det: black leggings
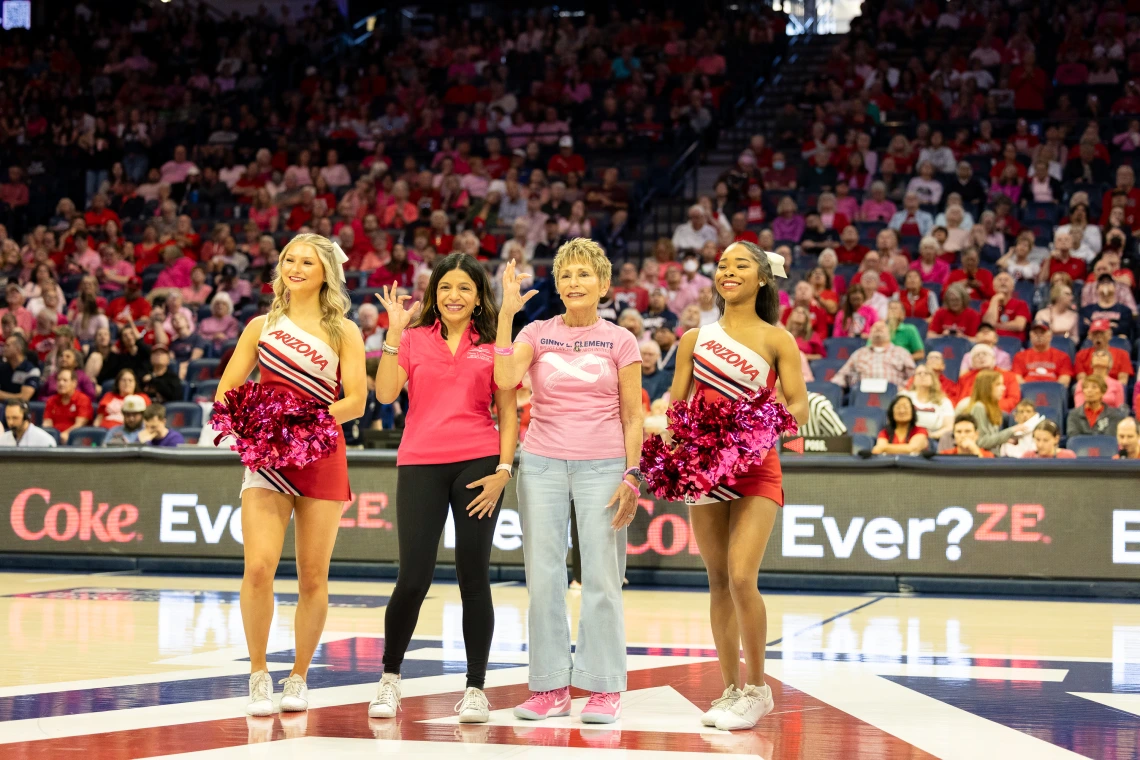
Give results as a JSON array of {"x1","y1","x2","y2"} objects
[{"x1": 383, "y1": 455, "x2": 502, "y2": 689}]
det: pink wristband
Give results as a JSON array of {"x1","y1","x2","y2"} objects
[
  {"x1": 622, "y1": 479, "x2": 639, "y2": 493},
  {"x1": 494, "y1": 345, "x2": 514, "y2": 356}
]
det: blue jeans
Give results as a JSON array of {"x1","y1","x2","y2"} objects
[{"x1": 517, "y1": 451, "x2": 628, "y2": 693}]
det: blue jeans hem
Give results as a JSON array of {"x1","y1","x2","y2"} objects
[
  {"x1": 528, "y1": 668, "x2": 573, "y2": 691},
  {"x1": 571, "y1": 670, "x2": 627, "y2": 693}
]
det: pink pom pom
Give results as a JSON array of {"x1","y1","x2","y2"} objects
[
  {"x1": 640, "y1": 387, "x2": 798, "y2": 502},
  {"x1": 211, "y1": 384, "x2": 339, "y2": 471}
]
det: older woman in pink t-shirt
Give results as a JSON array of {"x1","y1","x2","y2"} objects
[{"x1": 494, "y1": 239, "x2": 644, "y2": 724}]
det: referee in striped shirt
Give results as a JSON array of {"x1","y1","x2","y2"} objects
[{"x1": 802, "y1": 391, "x2": 847, "y2": 437}]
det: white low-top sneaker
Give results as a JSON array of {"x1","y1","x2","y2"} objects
[
  {"x1": 455, "y1": 687, "x2": 490, "y2": 723},
  {"x1": 701, "y1": 684, "x2": 743, "y2": 727},
  {"x1": 279, "y1": 674, "x2": 308, "y2": 712},
  {"x1": 368, "y1": 673, "x2": 401, "y2": 718},
  {"x1": 246, "y1": 670, "x2": 273, "y2": 717},
  {"x1": 715, "y1": 683, "x2": 774, "y2": 731}
]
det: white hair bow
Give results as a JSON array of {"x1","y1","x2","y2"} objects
[
  {"x1": 764, "y1": 250, "x2": 787, "y2": 279},
  {"x1": 331, "y1": 241, "x2": 349, "y2": 283}
]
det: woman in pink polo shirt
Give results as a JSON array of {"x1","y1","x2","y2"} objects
[
  {"x1": 495, "y1": 238, "x2": 644, "y2": 725},
  {"x1": 368, "y1": 253, "x2": 519, "y2": 725}
]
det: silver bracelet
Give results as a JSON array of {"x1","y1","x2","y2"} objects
[{"x1": 382, "y1": 342, "x2": 399, "y2": 356}]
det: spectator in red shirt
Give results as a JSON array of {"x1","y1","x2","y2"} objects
[
  {"x1": 835, "y1": 225, "x2": 870, "y2": 264},
  {"x1": 782, "y1": 281, "x2": 830, "y2": 339},
  {"x1": 785, "y1": 306, "x2": 824, "y2": 360},
  {"x1": 0, "y1": 166, "x2": 29, "y2": 210},
  {"x1": 1100, "y1": 164, "x2": 1140, "y2": 232},
  {"x1": 872, "y1": 395, "x2": 930, "y2": 456},
  {"x1": 762, "y1": 151, "x2": 798, "y2": 190},
  {"x1": 547, "y1": 136, "x2": 586, "y2": 178},
  {"x1": 1038, "y1": 229, "x2": 1087, "y2": 284},
  {"x1": 929, "y1": 282, "x2": 981, "y2": 338},
  {"x1": 1075, "y1": 319, "x2": 1134, "y2": 384},
  {"x1": 1009, "y1": 50, "x2": 1049, "y2": 113},
  {"x1": 612, "y1": 261, "x2": 649, "y2": 313},
  {"x1": 941, "y1": 415, "x2": 995, "y2": 457},
  {"x1": 897, "y1": 270, "x2": 937, "y2": 319},
  {"x1": 730, "y1": 212, "x2": 759, "y2": 244},
  {"x1": 83, "y1": 193, "x2": 121, "y2": 229},
  {"x1": 43, "y1": 368, "x2": 92, "y2": 444},
  {"x1": 1013, "y1": 319, "x2": 1074, "y2": 388},
  {"x1": 107, "y1": 278, "x2": 151, "y2": 327},
  {"x1": 957, "y1": 344, "x2": 1022, "y2": 414},
  {"x1": 850, "y1": 251, "x2": 899, "y2": 299},
  {"x1": 944, "y1": 247, "x2": 994, "y2": 300},
  {"x1": 983, "y1": 272, "x2": 1031, "y2": 340}
]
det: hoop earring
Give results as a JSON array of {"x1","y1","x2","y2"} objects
[{"x1": 474, "y1": 304, "x2": 482, "y2": 316}]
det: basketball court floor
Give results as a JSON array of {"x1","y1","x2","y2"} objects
[{"x1": 0, "y1": 571, "x2": 1138, "y2": 759}]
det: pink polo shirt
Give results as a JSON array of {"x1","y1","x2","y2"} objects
[
  {"x1": 516, "y1": 316, "x2": 641, "y2": 460},
  {"x1": 397, "y1": 322, "x2": 502, "y2": 465}
]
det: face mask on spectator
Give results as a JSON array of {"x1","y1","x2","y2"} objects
[
  {"x1": 772, "y1": 161, "x2": 785, "y2": 170},
  {"x1": 683, "y1": 260, "x2": 698, "y2": 273}
]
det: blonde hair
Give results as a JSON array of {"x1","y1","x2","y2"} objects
[
  {"x1": 913, "y1": 364, "x2": 945, "y2": 404},
  {"x1": 552, "y1": 238, "x2": 612, "y2": 284},
  {"x1": 267, "y1": 233, "x2": 351, "y2": 351}
]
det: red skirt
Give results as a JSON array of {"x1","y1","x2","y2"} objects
[
  {"x1": 241, "y1": 434, "x2": 350, "y2": 501},
  {"x1": 685, "y1": 451, "x2": 783, "y2": 506}
]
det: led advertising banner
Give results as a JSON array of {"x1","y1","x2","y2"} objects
[{"x1": 0, "y1": 452, "x2": 1138, "y2": 580}]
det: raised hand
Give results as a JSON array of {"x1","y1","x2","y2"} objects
[
  {"x1": 375, "y1": 281, "x2": 421, "y2": 337},
  {"x1": 500, "y1": 260, "x2": 537, "y2": 318}
]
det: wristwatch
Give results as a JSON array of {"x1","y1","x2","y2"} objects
[{"x1": 624, "y1": 467, "x2": 644, "y2": 484}]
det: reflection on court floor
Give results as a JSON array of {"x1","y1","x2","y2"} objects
[{"x1": 0, "y1": 573, "x2": 1138, "y2": 758}]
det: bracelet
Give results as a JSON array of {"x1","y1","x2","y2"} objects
[
  {"x1": 494, "y1": 345, "x2": 515, "y2": 356},
  {"x1": 381, "y1": 342, "x2": 399, "y2": 355},
  {"x1": 621, "y1": 479, "x2": 639, "y2": 494},
  {"x1": 496, "y1": 463, "x2": 513, "y2": 478}
]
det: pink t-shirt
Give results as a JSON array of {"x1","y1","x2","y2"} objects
[
  {"x1": 397, "y1": 322, "x2": 502, "y2": 465},
  {"x1": 517, "y1": 316, "x2": 641, "y2": 460}
]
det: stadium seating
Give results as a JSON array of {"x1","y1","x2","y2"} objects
[
  {"x1": 839, "y1": 407, "x2": 887, "y2": 437},
  {"x1": 824, "y1": 337, "x2": 865, "y2": 361},
  {"x1": 67, "y1": 428, "x2": 108, "y2": 447},
  {"x1": 806, "y1": 382, "x2": 843, "y2": 409},
  {"x1": 850, "y1": 384, "x2": 898, "y2": 409},
  {"x1": 164, "y1": 403, "x2": 203, "y2": 430},
  {"x1": 1020, "y1": 383, "x2": 1068, "y2": 414},
  {"x1": 1067, "y1": 436, "x2": 1119, "y2": 458},
  {"x1": 809, "y1": 359, "x2": 847, "y2": 383}
]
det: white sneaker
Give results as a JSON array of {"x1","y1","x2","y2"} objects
[
  {"x1": 701, "y1": 684, "x2": 742, "y2": 727},
  {"x1": 246, "y1": 670, "x2": 273, "y2": 717},
  {"x1": 368, "y1": 673, "x2": 401, "y2": 718},
  {"x1": 455, "y1": 687, "x2": 490, "y2": 723},
  {"x1": 715, "y1": 683, "x2": 773, "y2": 730},
  {"x1": 279, "y1": 674, "x2": 308, "y2": 712}
]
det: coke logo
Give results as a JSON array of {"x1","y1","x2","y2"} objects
[
  {"x1": 627, "y1": 499, "x2": 700, "y2": 557},
  {"x1": 11, "y1": 488, "x2": 139, "y2": 543}
]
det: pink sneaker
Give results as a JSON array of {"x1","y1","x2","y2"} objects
[
  {"x1": 513, "y1": 688, "x2": 571, "y2": 720},
  {"x1": 580, "y1": 692, "x2": 621, "y2": 724}
]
